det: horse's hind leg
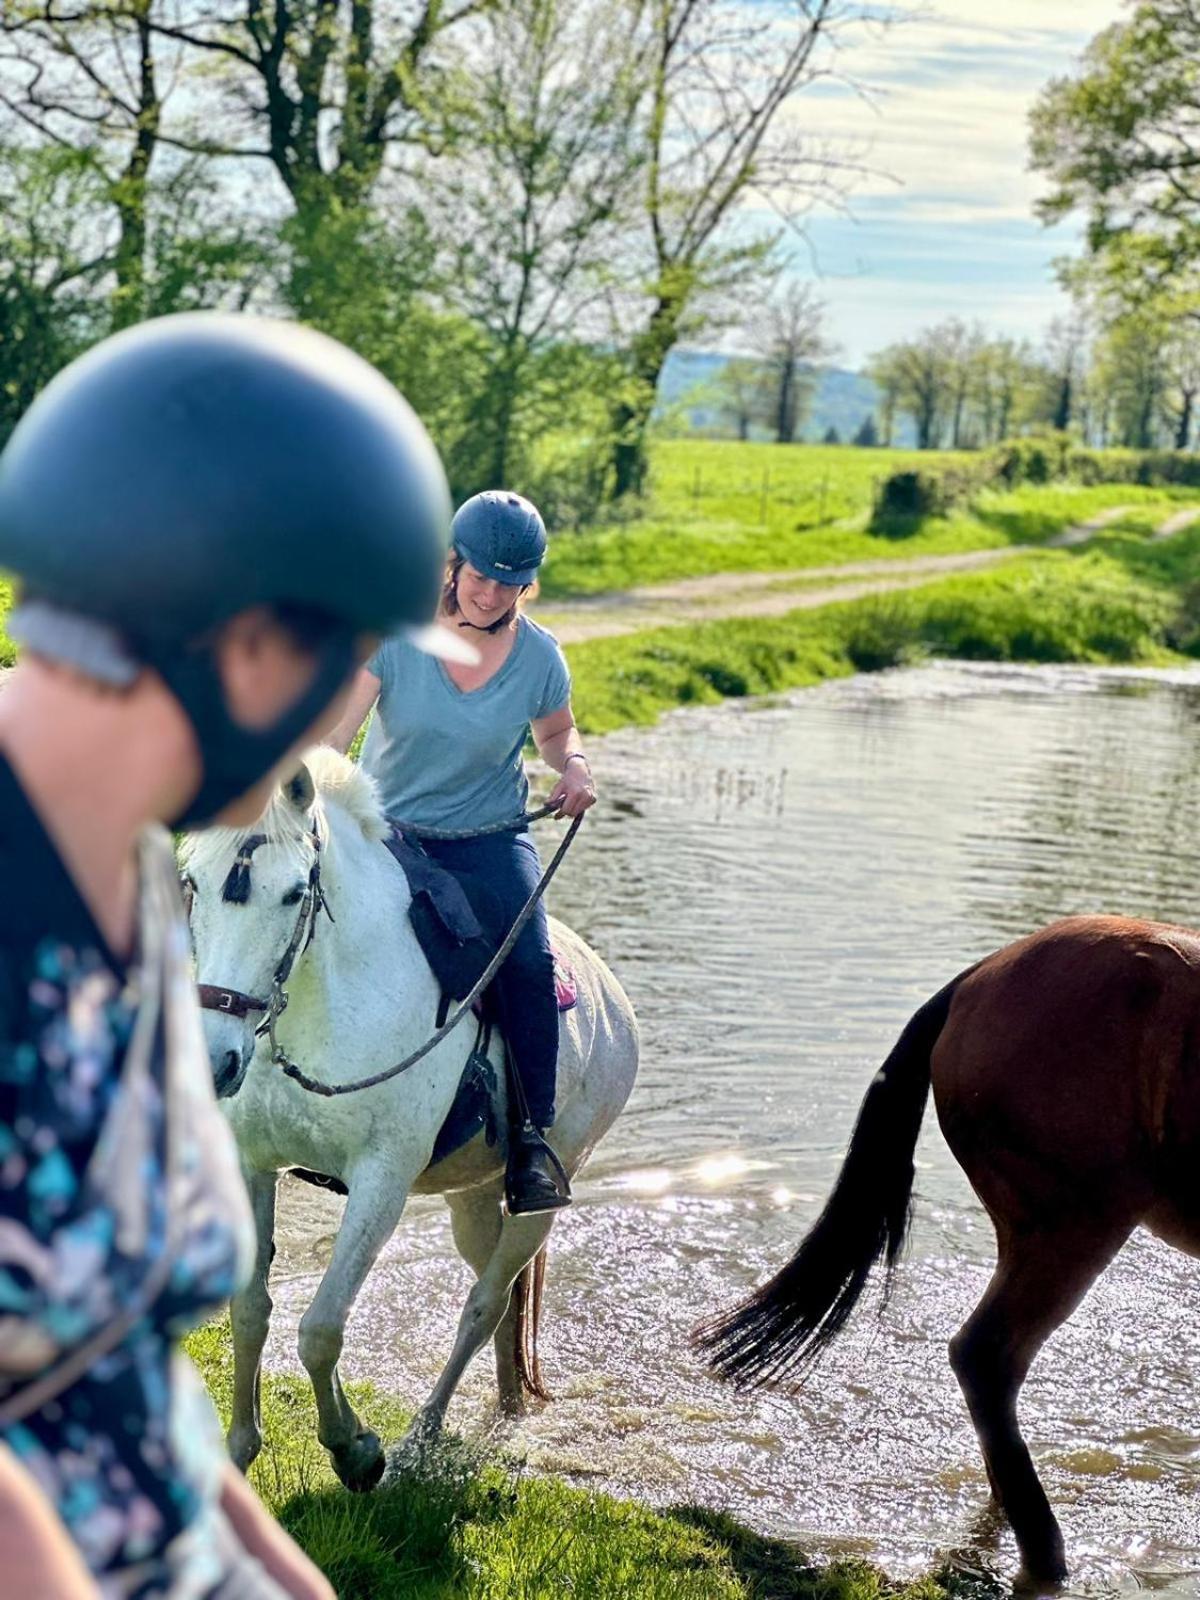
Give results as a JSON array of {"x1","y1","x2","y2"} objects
[
  {"x1": 402, "y1": 1203, "x2": 555, "y2": 1445},
  {"x1": 949, "y1": 1215, "x2": 1131, "y2": 1585},
  {"x1": 228, "y1": 1169, "x2": 278, "y2": 1473},
  {"x1": 445, "y1": 1182, "x2": 526, "y2": 1415}
]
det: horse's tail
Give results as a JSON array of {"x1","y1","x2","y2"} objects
[
  {"x1": 512, "y1": 1246, "x2": 551, "y2": 1401},
  {"x1": 695, "y1": 971, "x2": 967, "y2": 1388}
]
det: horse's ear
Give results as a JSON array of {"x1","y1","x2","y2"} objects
[{"x1": 284, "y1": 763, "x2": 316, "y2": 813}]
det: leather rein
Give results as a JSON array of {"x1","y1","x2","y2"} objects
[{"x1": 190, "y1": 805, "x2": 583, "y2": 1099}]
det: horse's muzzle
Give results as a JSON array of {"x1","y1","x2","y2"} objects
[{"x1": 213, "y1": 1047, "x2": 246, "y2": 1099}]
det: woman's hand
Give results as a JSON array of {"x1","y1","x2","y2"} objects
[
  {"x1": 550, "y1": 756, "x2": 596, "y2": 819},
  {"x1": 219, "y1": 1464, "x2": 335, "y2": 1600}
]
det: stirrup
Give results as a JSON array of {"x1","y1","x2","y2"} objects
[{"x1": 504, "y1": 1124, "x2": 572, "y2": 1216}]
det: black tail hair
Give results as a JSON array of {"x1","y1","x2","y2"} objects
[{"x1": 695, "y1": 972, "x2": 966, "y2": 1388}]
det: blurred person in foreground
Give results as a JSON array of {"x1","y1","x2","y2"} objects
[{"x1": 0, "y1": 314, "x2": 471, "y2": 1597}]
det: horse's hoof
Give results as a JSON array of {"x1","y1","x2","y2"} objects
[
  {"x1": 1013, "y1": 1550, "x2": 1068, "y2": 1593},
  {"x1": 226, "y1": 1427, "x2": 262, "y2": 1475},
  {"x1": 330, "y1": 1429, "x2": 385, "y2": 1493}
]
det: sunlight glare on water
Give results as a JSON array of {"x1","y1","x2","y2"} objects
[{"x1": 265, "y1": 660, "x2": 1200, "y2": 1597}]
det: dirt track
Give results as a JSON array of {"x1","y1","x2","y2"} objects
[{"x1": 535, "y1": 504, "x2": 1200, "y2": 646}]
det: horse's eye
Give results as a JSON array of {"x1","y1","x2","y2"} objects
[
  {"x1": 281, "y1": 885, "x2": 305, "y2": 906},
  {"x1": 181, "y1": 876, "x2": 196, "y2": 917}
]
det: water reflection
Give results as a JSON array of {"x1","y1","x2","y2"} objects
[{"x1": 266, "y1": 660, "x2": 1200, "y2": 1597}]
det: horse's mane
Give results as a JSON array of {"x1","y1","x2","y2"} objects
[{"x1": 180, "y1": 746, "x2": 387, "y2": 877}]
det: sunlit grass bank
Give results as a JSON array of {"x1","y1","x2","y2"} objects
[
  {"x1": 539, "y1": 439, "x2": 1198, "y2": 596},
  {"x1": 188, "y1": 1322, "x2": 999, "y2": 1600},
  {"x1": 565, "y1": 531, "x2": 1200, "y2": 733}
]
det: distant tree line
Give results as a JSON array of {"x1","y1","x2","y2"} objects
[{"x1": 0, "y1": 0, "x2": 894, "y2": 517}]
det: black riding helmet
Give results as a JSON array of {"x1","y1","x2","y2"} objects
[{"x1": 0, "y1": 313, "x2": 457, "y2": 826}]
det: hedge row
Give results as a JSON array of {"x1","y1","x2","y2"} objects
[{"x1": 873, "y1": 434, "x2": 1200, "y2": 529}]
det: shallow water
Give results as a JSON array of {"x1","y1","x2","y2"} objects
[{"x1": 266, "y1": 660, "x2": 1200, "y2": 1594}]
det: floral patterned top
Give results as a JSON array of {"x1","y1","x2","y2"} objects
[{"x1": 0, "y1": 758, "x2": 260, "y2": 1597}]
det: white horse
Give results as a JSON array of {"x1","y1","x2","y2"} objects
[{"x1": 182, "y1": 748, "x2": 638, "y2": 1489}]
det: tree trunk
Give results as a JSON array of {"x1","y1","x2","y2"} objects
[
  {"x1": 111, "y1": 7, "x2": 159, "y2": 328},
  {"x1": 611, "y1": 295, "x2": 681, "y2": 498},
  {"x1": 776, "y1": 360, "x2": 795, "y2": 443},
  {"x1": 1053, "y1": 375, "x2": 1071, "y2": 433},
  {"x1": 1176, "y1": 389, "x2": 1194, "y2": 450}
]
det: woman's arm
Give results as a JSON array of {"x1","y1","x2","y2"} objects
[
  {"x1": 532, "y1": 705, "x2": 596, "y2": 819},
  {"x1": 219, "y1": 1463, "x2": 334, "y2": 1600},
  {"x1": 0, "y1": 1445, "x2": 101, "y2": 1599},
  {"x1": 325, "y1": 666, "x2": 381, "y2": 755}
]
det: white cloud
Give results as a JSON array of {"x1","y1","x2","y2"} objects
[{"x1": 752, "y1": 0, "x2": 1130, "y2": 362}]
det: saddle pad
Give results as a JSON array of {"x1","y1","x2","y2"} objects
[{"x1": 554, "y1": 952, "x2": 577, "y2": 1012}]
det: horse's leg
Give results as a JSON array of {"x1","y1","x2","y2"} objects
[
  {"x1": 402, "y1": 1206, "x2": 556, "y2": 1445},
  {"x1": 948, "y1": 1215, "x2": 1131, "y2": 1585},
  {"x1": 227, "y1": 1168, "x2": 278, "y2": 1473},
  {"x1": 444, "y1": 1181, "x2": 528, "y2": 1413},
  {"x1": 297, "y1": 1163, "x2": 412, "y2": 1491}
]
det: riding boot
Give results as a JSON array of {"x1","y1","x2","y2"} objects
[{"x1": 505, "y1": 1121, "x2": 572, "y2": 1216}]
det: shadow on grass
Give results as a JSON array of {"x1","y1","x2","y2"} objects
[{"x1": 664, "y1": 1505, "x2": 1007, "y2": 1600}]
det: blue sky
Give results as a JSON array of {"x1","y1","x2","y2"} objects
[{"x1": 758, "y1": 0, "x2": 1128, "y2": 368}]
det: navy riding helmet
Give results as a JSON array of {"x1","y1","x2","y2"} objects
[
  {"x1": 452, "y1": 491, "x2": 547, "y2": 587},
  {"x1": 0, "y1": 312, "x2": 456, "y2": 827}
]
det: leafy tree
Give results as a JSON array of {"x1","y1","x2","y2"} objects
[
  {"x1": 0, "y1": 145, "x2": 109, "y2": 440},
  {"x1": 751, "y1": 282, "x2": 832, "y2": 443},
  {"x1": 822, "y1": 424, "x2": 840, "y2": 444},
  {"x1": 422, "y1": 0, "x2": 645, "y2": 492},
  {"x1": 1095, "y1": 312, "x2": 1168, "y2": 448},
  {"x1": 1, "y1": 1, "x2": 167, "y2": 321},
  {"x1": 609, "y1": 0, "x2": 892, "y2": 495},
  {"x1": 869, "y1": 335, "x2": 950, "y2": 450},
  {"x1": 132, "y1": 0, "x2": 483, "y2": 217},
  {"x1": 852, "y1": 413, "x2": 878, "y2": 446},
  {"x1": 712, "y1": 357, "x2": 772, "y2": 440},
  {"x1": 1031, "y1": 3, "x2": 1200, "y2": 274}
]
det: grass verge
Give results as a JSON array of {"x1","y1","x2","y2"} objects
[
  {"x1": 540, "y1": 437, "x2": 1199, "y2": 597},
  {"x1": 564, "y1": 530, "x2": 1200, "y2": 734},
  {"x1": 187, "y1": 1321, "x2": 1000, "y2": 1600}
]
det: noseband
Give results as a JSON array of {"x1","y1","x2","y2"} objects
[{"x1": 194, "y1": 824, "x2": 333, "y2": 1032}]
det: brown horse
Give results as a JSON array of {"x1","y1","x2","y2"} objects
[{"x1": 697, "y1": 914, "x2": 1200, "y2": 1586}]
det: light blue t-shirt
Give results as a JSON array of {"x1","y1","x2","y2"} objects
[{"x1": 362, "y1": 615, "x2": 572, "y2": 830}]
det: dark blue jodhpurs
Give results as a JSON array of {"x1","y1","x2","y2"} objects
[{"x1": 420, "y1": 829, "x2": 558, "y2": 1129}]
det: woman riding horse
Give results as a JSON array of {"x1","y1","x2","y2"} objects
[
  {"x1": 0, "y1": 315, "x2": 462, "y2": 1598},
  {"x1": 328, "y1": 491, "x2": 596, "y2": 1216}
]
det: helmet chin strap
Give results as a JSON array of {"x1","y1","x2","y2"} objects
[
  {"x1": 154, "y1": 633, "x2": 358, "y2": 830},
  {"x1": 457, "y1": 613, "x2": 514, "y2": 636}
]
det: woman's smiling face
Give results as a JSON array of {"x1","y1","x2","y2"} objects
[{"x1": 454, "y1": 561, "x2": 522, "y2": 628}]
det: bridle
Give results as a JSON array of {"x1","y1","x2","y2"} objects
[
  {"x1": 190, "y1": 800, "x2": 583, "y2": 1099},
  {"x1": 193, "y1": 823, "x2": 334, "y2": 1035}
]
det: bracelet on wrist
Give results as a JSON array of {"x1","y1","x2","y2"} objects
[{"x1": 564, "y1": 753, "x2": 591, "y2": 773}]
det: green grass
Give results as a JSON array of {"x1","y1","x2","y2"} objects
[
  {"x1": 564, "y1": 527, "x2": 1200, "y2": 734},
  {"x1": 539, "y1": 439, "x2": 1200, "y2": 597},
  {"x1": 187, "y1": 1322, "x2": 999, "y2": 1600}
]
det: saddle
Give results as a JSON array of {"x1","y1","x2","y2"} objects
[{"x1": 385, "y1": 824, "x2": 575, "y2": 1166}]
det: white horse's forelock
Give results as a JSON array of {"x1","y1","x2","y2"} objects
[{"x1": 181, "y1": 746, "x2": 387, "y2": 877}]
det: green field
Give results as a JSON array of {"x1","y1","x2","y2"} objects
[
  {"x1": 538, "y1": 440, "x2": 1200, "y2": 597},
  {"x1": 188, "y1": 1323, "x2": 998, "y2": 1600}
]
